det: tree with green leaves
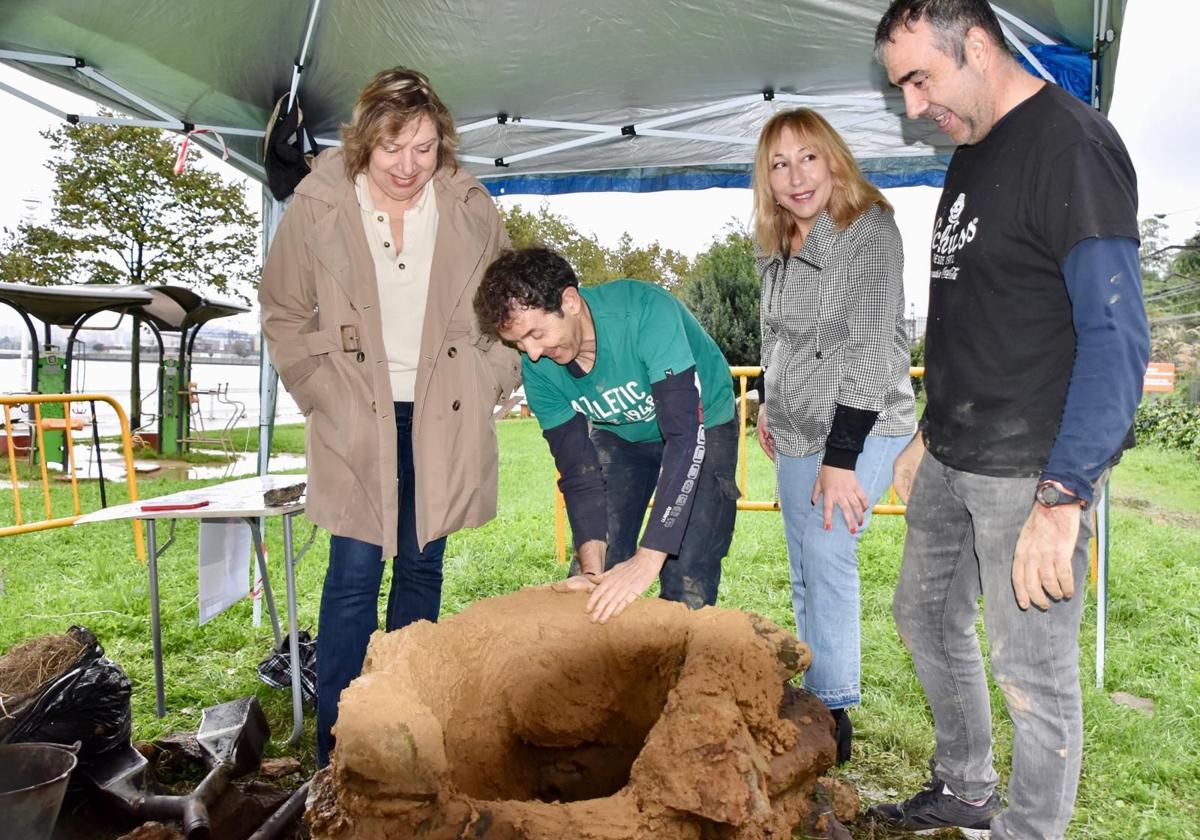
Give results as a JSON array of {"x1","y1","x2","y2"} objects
[
  {"x1": 0, "y1": 118, "x2": 257, "y2": 297},
  {"x1": 500, "y1": 203, "x2": 610, "y2": 285},
  {"x1": 610, "y1": 232, "x2": 690, "y2": 290},
  {"x1": 1142, "y1": 220, "x2": 1200, "y2": 326},
  {"x1": 1165, "y1": 225, "x2": 1200, "y2": 312},
  {"x1": 499, "y1": 203, "x2": 691, "y2": 288},
  {"x1": 1139, "y1": 217, "x2": 1171, "y2": 279},
  {"x1": 1139, "y1": 217, "x2": 1200, "y2": 400},
  {"x1": 674, "y1": 225, "x2": 760, "y2": 367}
]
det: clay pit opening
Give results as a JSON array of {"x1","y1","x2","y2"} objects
[{"x1": 447, "y1": 634, "x2": 687, "y2": 804}]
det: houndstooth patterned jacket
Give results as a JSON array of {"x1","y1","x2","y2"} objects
[{"x1": 757, "y1": 205, "x2": 916, "y2": 460}]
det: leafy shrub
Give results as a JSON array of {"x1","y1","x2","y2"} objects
[
  {"x1": 1134, "y1": 399, "x2": 1200, "y2": 458},
  {"x1": 910, "y1": 335, "x2": 925, "y2": 400}
]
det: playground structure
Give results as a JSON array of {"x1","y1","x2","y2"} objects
[{"x1": 0, "y1": 282, "x2": 248, "y2": 468}]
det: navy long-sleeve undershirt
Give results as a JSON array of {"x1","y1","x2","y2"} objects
[
  {"x1": 1041, "y1": 236, "x2": 1149, "y2": 504},
  {"x1": 543, "y1": 412, "x2": 606, "y2": 551}
]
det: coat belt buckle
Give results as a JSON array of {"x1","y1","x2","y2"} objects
[{"x1": 340, "y1": 324, "x2": 361, "y2": 353}]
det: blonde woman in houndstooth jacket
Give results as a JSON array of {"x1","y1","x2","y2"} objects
[{"x1": 752, "y1": 108, "x2": 916, "y2": 764}]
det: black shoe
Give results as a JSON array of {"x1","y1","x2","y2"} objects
[
  {"x1": 868, "y1": 774, "x2": 1001, "y2": 835},
  {"x1": 830, "y1": 708, "x2": 852, "y2": 765}
]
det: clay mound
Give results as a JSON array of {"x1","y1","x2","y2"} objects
[{"x1": 308, "y1": 588, "x2": 853, "y2": 839}]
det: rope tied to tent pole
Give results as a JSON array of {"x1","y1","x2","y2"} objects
[{"x1": 173, "y1": 128, "x2": 230, "y2": 175}]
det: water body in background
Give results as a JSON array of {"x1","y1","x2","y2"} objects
[{"x1": 1, "y1": 356, "x2": 304, "y2": 438}]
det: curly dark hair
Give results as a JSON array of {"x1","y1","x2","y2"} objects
[{"x1": 474, "y1": 247, "x2": 579, "y2": 339}]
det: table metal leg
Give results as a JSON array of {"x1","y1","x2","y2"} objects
[
  {"x1": 283, "y1": 513, "x2": 303, "y2": 745},
  {"x1": 245, "y1": 518, "x2": 283, "y2": 646},
  {"x1": 146, "y1": 518, "x2": 166, "y2": 718}
]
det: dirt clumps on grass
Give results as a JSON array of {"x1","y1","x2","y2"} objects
[{"x1": 308, "y1": 588, "x2": 852, "y2": 839}]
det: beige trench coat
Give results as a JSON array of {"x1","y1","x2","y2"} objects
[{"x1": 259, "y1": 149, "x2": 519, "y2": 558}]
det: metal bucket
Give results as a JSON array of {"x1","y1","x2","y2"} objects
[{"x1": 0, "y1": 742, "x2": 79, "y2": 840}]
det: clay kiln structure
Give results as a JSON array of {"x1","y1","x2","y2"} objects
[{"x1": 307, "y1": 588, "x2": 855, "y2": 839}]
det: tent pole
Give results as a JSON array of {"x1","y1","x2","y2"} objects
[
  {"x1": 257, "y1": 190, "x2": 285, "y2": 477},
  {"x1": 1095, "y1": 483, "x2": 1109, "y2": 689},
  {"x1": 258, "y1": 0, "x2": 322, "y2": 475},
  {"x1": 288, "y1": 0, "x2": 324, "y2": 110},
  {"x1": 1096, "y1": 0, "x2": 1112, "y2": 110},
  {"x1": 0, "y1": 78, "x2": 69, "y2": 120},
  {"x1": 1091, "y1": 0, "x2": 1102, "y2": 109},
  {"x1": 1089, "y1": 0, "x2": 1110, "y2": 693}
]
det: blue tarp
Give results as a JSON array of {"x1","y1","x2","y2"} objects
[{"x1": 485, "y1": 154, "x2": 955, "y2": 196}]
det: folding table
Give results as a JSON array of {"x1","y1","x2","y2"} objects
[{"x1": 75, "y1": 473, "x2": 313, "y2": 744}]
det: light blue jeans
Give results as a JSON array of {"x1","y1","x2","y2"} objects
[
  {"x1": 893, "y1": 453, "x2": 1100, "y2": 840},
  {"x1": 777, "y1": 433, "x2": 910, "y2": 709}
]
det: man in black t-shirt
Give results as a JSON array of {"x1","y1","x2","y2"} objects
[{"x1": 871, "y1": 2, "x2": 1149, "y2": 839}]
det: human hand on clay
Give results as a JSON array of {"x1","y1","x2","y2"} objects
[
  {"x1": 546, "y1": 538, "x2": 607, "y2": 593},
  {"x1": 548, "y1": 573, "x2": 602, "y2": 594},
  {"x1": 585, "y1": 548, "x2": 667, "y2": 623}
]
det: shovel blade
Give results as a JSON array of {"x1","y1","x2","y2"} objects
[{"x1": 196, "y1": 697, "x2": 269, "y2": 775}]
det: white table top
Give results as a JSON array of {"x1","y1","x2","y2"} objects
[{"x1": 75, "y1": 474, "x2": 307, "y2": 524}]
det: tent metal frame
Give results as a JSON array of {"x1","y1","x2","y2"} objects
[
  {"x1": 0, "y1": 49, "x2": 266, "y2": 178},
  {"x1": 0, "y1": 0, "x2": 1072, "y2": 179}
]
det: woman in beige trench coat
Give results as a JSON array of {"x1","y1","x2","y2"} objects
[{"x1": 258, "y1": 67, "x2": 519, "y2": 767}]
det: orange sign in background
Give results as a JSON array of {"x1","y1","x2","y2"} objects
[{"x1": 1143, "y1": 362, "x2": 1176, "y2": 393}]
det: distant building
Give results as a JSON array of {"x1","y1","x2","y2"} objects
[{"x1": 906, "y1": 315, "x2": 927, "y2": 343}]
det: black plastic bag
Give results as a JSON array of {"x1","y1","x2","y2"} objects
[{"x1": 0, "y1": 626, "x2": 132, "y2": 761}]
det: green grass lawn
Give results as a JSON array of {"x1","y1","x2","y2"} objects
[
  {"x1": 236, "y1": 421, "x2": 306, "y2": 455},
  {"x1": 1, "y1": 418, "x2": 1197, "y2": 838}
]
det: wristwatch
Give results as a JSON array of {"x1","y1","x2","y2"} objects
[{"x1": 1035, "y1": 480, "x2": 1085, "y2": 509}]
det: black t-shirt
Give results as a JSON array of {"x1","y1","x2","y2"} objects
[{"x1": 923, "y1": 82, "x2": 1139, "y2": 477}]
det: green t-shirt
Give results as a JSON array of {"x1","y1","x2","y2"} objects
[{"x1": 523, "y1": 280, "x2": 735, "y2": 443}]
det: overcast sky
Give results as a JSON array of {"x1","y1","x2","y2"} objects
[{"x1": 1, "y1": 1, "x2": 1196, "y2": 330}]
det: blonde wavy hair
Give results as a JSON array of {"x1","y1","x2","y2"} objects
[
  {"x1": 752, "y1": 108, "x2": 892, "y2": 257},
  {"x1": 340, "y1": 66, "x2": 459, "y2": 177}
]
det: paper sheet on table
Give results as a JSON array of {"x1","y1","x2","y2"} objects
[{"x1": 198, "y1": 518, "x2": 251, "y2": 624}]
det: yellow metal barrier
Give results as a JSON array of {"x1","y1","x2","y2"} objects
[
  {"x1": 1, "y1": 393, "x2": 145, "y2": 561},
  {"x1": 553, "y1": 366, "x2": 926, "y2": 562}
]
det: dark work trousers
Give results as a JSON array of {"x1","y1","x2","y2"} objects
[
  {"x1": 315, "y1": 401, "x2": 447, "y2": 767},
  {"x1": 582, "y1": 417, "x2": 740, "y2": 608}
]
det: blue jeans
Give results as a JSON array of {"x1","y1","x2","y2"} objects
[
  {"x1": 315, "y1": 401, "x2": 447, "y2": 767},
  {"x1": 582, "y1": 418, "x2": 740, "y2": 608},
  {"x1": 776, "y1": 434, "x2": 909, "y2": 709},
  {"x1": 894, "y1": 453, "x2": 1100, "y2": 840}
]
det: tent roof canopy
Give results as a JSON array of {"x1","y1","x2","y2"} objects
[{"x1": 0, "y1": 1, "x2": 1125, "y2": 195}]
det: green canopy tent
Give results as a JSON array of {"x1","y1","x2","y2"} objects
[{"x1": 0, "y1": 0, "x2": 1129, "y2": 684}]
